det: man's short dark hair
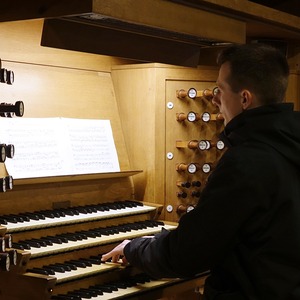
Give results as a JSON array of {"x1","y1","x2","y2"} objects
[{"x1": 217, "y1": 43, "x2": 289, "y2": 104}]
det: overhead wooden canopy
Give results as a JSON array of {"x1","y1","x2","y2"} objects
[
  {"x1": 1, "y1": 0, "x2": 300, "y2": 66},
  {"x1": 0, "y1": 0, "x2": 245, "y2": 66}
]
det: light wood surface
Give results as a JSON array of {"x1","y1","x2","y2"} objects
[
  {"x1": 0, "y1": 19, "x2": 130, "y2": 71},
  {"x1": 112, "y1": 64, "x2": 221, "y2": 221}
]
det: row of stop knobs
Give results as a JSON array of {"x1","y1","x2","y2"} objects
[
  {"x1": 0, "y1": 60, "x2": 21, "y2": 193},
  {"x1": 173, "y1": 86, "x2": 220, "y2": 216}
]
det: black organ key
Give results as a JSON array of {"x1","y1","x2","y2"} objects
[
  {"x1": 19, "y1": 212, "x2": 40, "y2": 221},
  {"x1": 27, "y1": 267, "x2": 50, "y2": 276},
  {"x1": 120, "y1": 224, "x2": 132, "y2": 232},
  {"x1": 39, "y1": 210, "x2": 56, "y2": 218},
  {"x1": 0, "y1": 217, "x2": 7, "y2": 225},
  {"x1": 54, "y1": 263, "x2": 72, "y2": 272},
  {"x1": 11, "y1": 242, "x2": 25, "y2": 250},
  {"x1": 68, "y1": 290, "x2": 92, "y2": 298},
  {"x1": 40, "y1": 266, "x2": 55, "y2": 275},
  {"x1": 112, "y1": 202, "x2": 123, "y2": 209},
  {"x1": 73, "y1": 232, "x2": 88, "y2": 240},
  {"x1": 95, "y1": 203, "x2": 109, "y2": 211},
  {"x1": 53, "y1": 210, "x2": 65, "y2": 217},
  {"x1": 21, "y1": 242, "x2": 33, "y2": 249},
  {"x1": 113, "y1": 282, "x2": 129, "y2": 289},
  {"x1": 58, "y1": 233, "x2": 78, "y2": 242},
  {"x1": 6, "y1": 214, "x2": 25, "y2": 223},
  {"x1": 82, "y1": 231, "x2": 97, "y2": 238},
  {"x1": 60, "y1": 232, "x2": 86, "y2": 241},
  {"x1": 96, "y1": 228, "x2": 109, "y2": 236},
  {"x1": 63, "y1": 262, "x2": 77, "y2": 270},
  {"x1": 39, "y1": 237, "x2": 53, "y2": 246},
  {"x1": 43, "y1": 236, "x2": 64, "y2": 244},
  {"x1": 92, "y1": 205, "x2": 106, "y2": 212},
  {"x1": 39, "y1": 209, "x2": 64, "y2": 218},
  {"x1": 26, "y1": 240, "x2": 42, "y2": 248},
  {"x1": 54, "y1": 236, "x2": 69, "y2": 243},
  {"x1": 29, "y1": 239, "x2": 48, "y2": 247},
  {"x1": 60, "y1": 208, "x2": 78, "y2": 216},
  {"x1": 78, "y1": 258, "x2": 92, "y2": 267},
  {"x1": 88, "y1": 288, "x2": 104, "y2": 296},
  {"x1": 89, "y1": 230, "x2": 102, "y2": 237},
  {"x1": 80, "y1": 288, "x2": 99, "y2": 297},
  {"x1": 45, "y1": 264, "x2": 66, "y2": 273},
  {"x1": 68, "y1": 260, "x2": 87, "y2": 268},
  {"x1": 77, "y1": 206, "x2": 93, "y2": 214},
  {"x1": 93, "y1": 284, "x2": 114, "y2": 293},
  {"x1": 87, "y1": 257, "x2": 101, "y2": 265}
]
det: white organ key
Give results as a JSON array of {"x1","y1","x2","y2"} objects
[
  {"x1": 4, "y1": 205, "x2": 156, "y2": 233},
  {"x1": 52, "y1": 275, "x2": 186, "y2": 300},
  {"x1": 89, "y1": 279, "x2": 174, "y2": 300},
  {"x1": 45, "y1": 262, "x2": 122, "y2": 283},
  {"x1": 28, "y1": 224, "x2": 177, "y2": 258}
]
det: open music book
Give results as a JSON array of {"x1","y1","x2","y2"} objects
[{"x1": 0, "y1": 118, "x2": 120, "y2": 178}]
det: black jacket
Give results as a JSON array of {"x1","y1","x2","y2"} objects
[{"x1": 124, "y1": 103, "x2": 300, "y2": 300}]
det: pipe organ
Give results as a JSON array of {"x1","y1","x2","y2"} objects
[
  {"x1": 0, "y1": 0, "x2": 300, "y2": 295},
  {"x1": 0, "y1": 21, "x2": 220, "y2": 299},
  {"x1": 0, "y1": 43, "x2": 218, "y2": 298}
]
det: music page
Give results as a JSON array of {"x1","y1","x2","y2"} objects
[{"x1": 0, "y1": 118, "x2": 120, "y2": 178}]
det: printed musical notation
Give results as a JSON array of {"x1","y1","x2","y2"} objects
[{"x1": 0, "y1": 118, "x2": 120, "y2": 178}]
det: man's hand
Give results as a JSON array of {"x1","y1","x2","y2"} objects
[{"x1": 101, "y1": 239, "x2": 131, "y2": 264}]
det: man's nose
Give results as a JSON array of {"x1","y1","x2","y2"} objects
[{"x1": 212, "y1": 95, "x2": 219, "y2": 106}]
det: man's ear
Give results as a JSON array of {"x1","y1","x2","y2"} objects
[{"x1": 240, "y1": 90, "x2": 253, "y2": 110}]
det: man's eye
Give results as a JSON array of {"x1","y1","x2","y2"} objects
[{"x1": 213, "y1": 87, "x2": 220, "y2": 96}]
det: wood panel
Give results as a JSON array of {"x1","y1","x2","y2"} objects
[
  {"x1": 0, "y1": 18, "x2": 134, "y2": 175},
  {"x1": 0, "y1": 19, "x2": 131, "y2": 71},
  {"x1": 0, "y1": 59, "x2": 131, "y2": 173},
  {"x1": 112, "y1": 64, "x2": 219, "y2": 220},
  {"x1": 174, "y1": 0, "x2": 300, "y2": 39}
]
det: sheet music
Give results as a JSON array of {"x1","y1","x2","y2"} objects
[{"x1": 0, "y1": 118, "x2": 120, "y2": 179}]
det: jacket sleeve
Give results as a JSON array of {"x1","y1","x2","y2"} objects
[{"x1": 124, "y1": 149, "x2": 269, "y2": 279}]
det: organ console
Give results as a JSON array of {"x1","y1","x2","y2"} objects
[
  {"x1": 0, "y1": 57, "x2": 218, "y2": 299},
  {"x1": 0, "y1": 181, "x2": 208, "y2": 300}
]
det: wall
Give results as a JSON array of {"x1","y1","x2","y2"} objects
[{"x1": 0, "y1": 19, "x2": 133, "y2": 176}]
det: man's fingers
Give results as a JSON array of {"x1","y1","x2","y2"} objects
[{"x1": 101, "y1": 251, "x2": 114, "y2": 262}]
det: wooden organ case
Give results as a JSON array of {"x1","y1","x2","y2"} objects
[{"x1": 0, "y1": 20, "x2": 220, "y2": 300}]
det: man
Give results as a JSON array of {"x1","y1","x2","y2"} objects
[{"x1": 102, "y1": 44, "x2": 300, "y2": 300}]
